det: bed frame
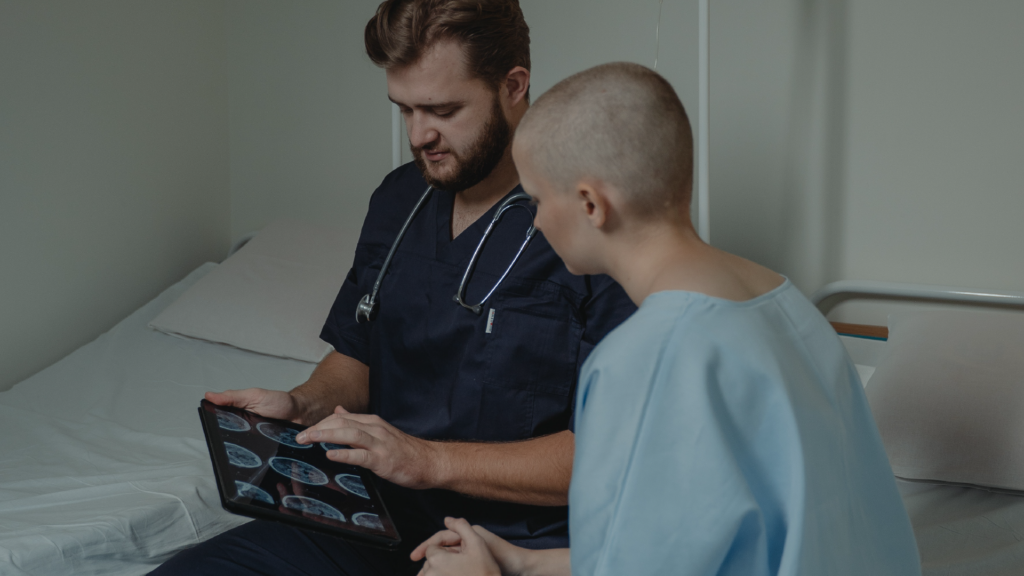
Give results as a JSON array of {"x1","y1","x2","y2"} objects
[{"x1": 812, "y1": 280, "x2": 1024, "y2": 340}]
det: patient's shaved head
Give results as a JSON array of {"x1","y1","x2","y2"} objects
[{"x1": 516, "y1": 62, "x2": 693, "y2": 218}]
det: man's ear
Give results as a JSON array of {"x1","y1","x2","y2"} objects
[
  {"x1": 503, "y1": 66, "x2": 530, "y2": 108},
  {"x1": 577, "y1": 181, "x2": 611, "y2": 230}
]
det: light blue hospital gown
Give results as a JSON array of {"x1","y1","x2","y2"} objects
[{"x1": 569, "y1": 280, "x2": 921, "y2": 576}]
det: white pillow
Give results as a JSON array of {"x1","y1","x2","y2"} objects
[
  {"x1": 866, "y1": 308, "x2": 1024, "y2": 492},
  {"x1": 149, "y1": 219, "x2": 355, "y2": 363}
]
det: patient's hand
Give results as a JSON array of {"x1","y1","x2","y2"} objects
[
  {"x1": 412, "y1": 518, "x2": 503, "y2": 576},
  {"x1": 413, "y1": 518, "x2": 568, "y2": 576},
  {"x1": 205, "y1": 388, "x2": 303, "y2": 423},
  {"x1": 411, "y1": 518, "x2": 536, "y2": 569}
]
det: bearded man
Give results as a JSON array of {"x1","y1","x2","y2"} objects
[{"x1": 152, "y1": 1, "x2": 635, "y2": 574}]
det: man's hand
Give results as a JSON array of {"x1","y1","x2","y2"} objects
[
  {"x1": 295, "y1": 405, "x2": 442, "y2": 489},
  {"x1": 412, "y1": 518, "x2": 503, "y2": 576},
  {"x1": 204, "y1": 388, "x2": 303, "y2": 423}
]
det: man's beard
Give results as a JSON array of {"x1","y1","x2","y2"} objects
[{"x1": 412, "y1": 96, "x2": 512, "y2": 193}]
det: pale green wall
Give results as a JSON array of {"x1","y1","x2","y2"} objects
[
  {"x1": 0, "y1": 1, "x2": 230, "y2": 391},
  {"x1": 831, "y1": 0, "x2": 1024, "y2": 324},
  {"x1": 225, "y1": 0, "x2": 392, "y2": 259},
  {"x1": 4, "y1": 1, "x2": 1023, "y2": 388},
  {"x1": 840, "y1": 1, "x2": 1024, "y2": 288}
]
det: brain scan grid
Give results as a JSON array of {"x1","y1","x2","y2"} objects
[
  {"x1": 216, "y1": 410, "x2": 251, "y2": 432},
  {"x1": 235, "y1": 480, "x2": 274, "y2": 505},
  {"x1": 269, "y1": 456, "x2": 329, "y2": 486},
  {"x1": 335, "y1": 473, "x2": 370, "y2": 499},
  {"x1": 225, "y1": 442, "x2": 262, "y2": 468},
  {"x1": 257, "y1": 422, "x2": 311, "y2": 449},
  {"x1": 206, "y1": 404, "x2": 394, "y2": 540},
  {"x1": 282, "y1": 495, "x2": 345, "y2": 522},
  {"x1": 352, "y1": 512, "x2": 385, "y2": 531}
]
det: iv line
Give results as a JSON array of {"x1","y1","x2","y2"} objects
[{"x1": 654, "y1": 0, "x2": 665, "y2": 70}]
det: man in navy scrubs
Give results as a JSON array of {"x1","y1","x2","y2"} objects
[{"x1": 152, "y1": 1, "x2": 634, "y2": 574}]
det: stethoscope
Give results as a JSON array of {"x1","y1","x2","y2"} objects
[{"x1": 356, "y1": 186, "x2": 537, "y2": 322}]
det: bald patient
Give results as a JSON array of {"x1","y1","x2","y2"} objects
[{"x1": 409, "y1": 63, "x2": 922, "y2": 576}]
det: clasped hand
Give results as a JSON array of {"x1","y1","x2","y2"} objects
[
  {"x1": 295, "y1": 405, "x2": 440, "y2": 489},
  {"x1": 411, "y1": 517, "x2": 526, "y2": 576}
]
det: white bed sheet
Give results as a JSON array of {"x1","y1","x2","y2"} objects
[
  {"x1": 899, "y1": 480, "x2": 1024, "y2": 576},
  {"x1": 0, "y1": 263, "x2": 315, "y2": 576},
  {"x1": 840, "y1": 335, "x2": 1024, "y2": 574}
]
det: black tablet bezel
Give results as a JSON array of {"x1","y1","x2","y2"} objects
[{"x1": 198, "y1": 400, "x2": 402, "y2": 549}]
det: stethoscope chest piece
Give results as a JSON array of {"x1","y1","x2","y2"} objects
[{"x1": 355, "y1": 294, "x2": 376, "y2": 323}]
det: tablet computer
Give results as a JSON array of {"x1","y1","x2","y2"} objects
[{"x1": 198, "y1": 399, "x2": 401, "y2": 549}]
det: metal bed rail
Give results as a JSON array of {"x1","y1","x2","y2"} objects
[
  {"x1": 811, "y1": 280, "x2": 1024, "y2": 316},
  {"x1": 812, "y1": 280, "x2": 1024, "y2": 341}
]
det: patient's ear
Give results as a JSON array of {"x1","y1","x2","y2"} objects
[{"x1": 577, "y1": 180, "x2": 611, "y2": 230}]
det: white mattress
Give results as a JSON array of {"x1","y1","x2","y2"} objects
[
  {"x1": 840, "y1": 334, "x2": 1024, "y2": 574},
  {"x1": 899, "y1": 480, "x2": 1024, "y2": 576},
  {"x1": 0, "y1": 263, "x2": 315, "y2": 575}
]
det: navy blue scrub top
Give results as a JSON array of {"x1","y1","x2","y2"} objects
[{"x1": 320, "y1": 163, "x2": 636, "y2": 548}]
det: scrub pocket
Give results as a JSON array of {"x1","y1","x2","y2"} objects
[{"x1": 478, "y1": 282, "x2": 582, "y2": 439}]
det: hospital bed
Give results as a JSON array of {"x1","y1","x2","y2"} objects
[
  {"x1": 0, "y1": 220, "x2": 342, "y2": 575},
  {"x1": 3, "y1": 218, "x2": 1023, "y2": 575},
  {"x1": 818, "y1": 282, "x2": 1024, "y2": 576}
]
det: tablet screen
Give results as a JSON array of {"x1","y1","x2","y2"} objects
[{"x1": 198, "y1": 400, "x2": 401, "y2": 548}]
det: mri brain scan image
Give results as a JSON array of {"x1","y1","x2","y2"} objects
[
  {"x1": 234, "y1": 481, "x2": 274, "y2": 505},
  {"x1": 282, "y1": 495, "x2": 345, "y2": 522},
  {"x1": 216, "y1": 410, "x2": 251, "y2": 432},
  {"x1": 335, "y1": 474, "x2": 370, "y2": 499},
  {"x1": 257, "y1": 422, "x2": 310, "y2": 449},
  {"x1": 269, "y1": 457, "x2": 329, "y2": 486},
  {"x1": 352, "y1": 512, "x2": 384, "y2": 531},
  {"x1": 225, "y1": 442, "x2": 262, "y2": 468}
]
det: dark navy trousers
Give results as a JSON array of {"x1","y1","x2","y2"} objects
[{"x1": 149, "y1": 520, "x2": 425, "y2": 576}]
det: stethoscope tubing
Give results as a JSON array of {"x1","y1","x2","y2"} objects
[
  {"x1": 355, "y1": 185, "x2": 434, "y2": 322},
  {"x1": 452, "y1": 192, "x2": 537, "y2": 314},
  {"x1": 356, "y1": 186, "x2": 536, "y2": 323}
]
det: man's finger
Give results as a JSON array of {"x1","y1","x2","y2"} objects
[
  {"x1": 327, "y1": 447, "x2": 374, "y2": 468},
  {"x1": 297, "y1": 418, "x2": 378, "y2": 444},
  {"x1": 309, "y1": 426, "x2": 376, "y2": 449},
  {"x1": 325, "y1": 411, "x2": 384, "y2": 425},
  {"x1": 205, "y1": 389, "x2": 251, "y2": 408},
  {"x1": 337, "y1": 424, "x2": 380, "y2": 446}
]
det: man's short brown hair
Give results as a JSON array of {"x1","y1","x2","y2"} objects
[{"x1": 365, "y1": 0, "x2": 530, "y2": 92}]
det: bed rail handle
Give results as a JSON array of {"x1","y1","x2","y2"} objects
[{"x1": 811, "y1": 280, "x2": 1024, "y2": 316}]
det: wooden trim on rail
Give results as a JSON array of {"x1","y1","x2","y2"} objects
[{"x1": 830, "y1": 322, "x2": 889, "y2": 340}]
